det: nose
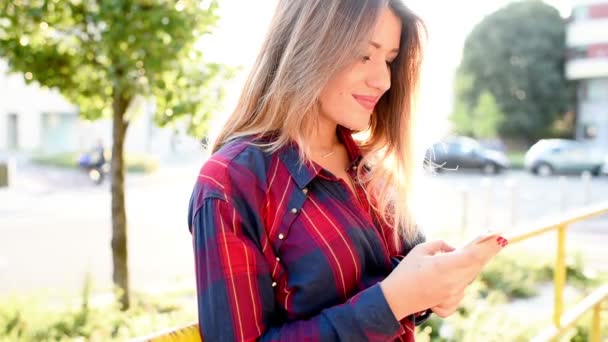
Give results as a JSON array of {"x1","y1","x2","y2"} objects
[{"x1": 365, "y1": 61, "x2": 391, "y2": 92}]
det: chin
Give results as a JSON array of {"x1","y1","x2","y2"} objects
[
  {"x1": 340, "y1": 122, "x2": 369, "y2": 132},
  {"x1": 341, "y1": 113, "x2": 371, "y2": 131}
]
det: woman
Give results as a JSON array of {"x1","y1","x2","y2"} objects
[{"x1": 188, "y1": 1, "x2": 506, "y2": 341}]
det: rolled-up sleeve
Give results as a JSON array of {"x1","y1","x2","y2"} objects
[{"x1": 191, "y1": 197, "x2": 406, "y2": 341}]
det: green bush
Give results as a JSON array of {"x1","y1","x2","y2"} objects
[
  {"x1": 418, "y1": 252, "x2": 607, "y2": 341},
  {"x1": 31, "y1": 152, "x2": 159, "y2": 174},
  {"x1": 1, "y1": 253, "x2": 605, "y2": 341},
  {"x1": 0, "y1": 291, "x2": 195, "y2": 342},
  {"x1": 507, "y1": 151, "x2": 525, "y2": 169}
]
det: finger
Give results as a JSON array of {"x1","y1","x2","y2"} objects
[
  {"x1": 438, "y1": 289, "x2": 466, "y2": 308},
  {"x1": 432, "y1": 296, "x2": 464, "y2": 317},
  {"x1": 419, "y1": 239, "x2": 456, "y2": 255},
  {"x1": 431, "y1": 306, "x2": 457, "y2": 318},
  {"x1": 433, "y1": 248, "x2": 477, "y2": 270}
]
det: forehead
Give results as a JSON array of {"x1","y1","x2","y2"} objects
[{"x1": 369, "y1": 8, "x2": 402, "y2": 50}]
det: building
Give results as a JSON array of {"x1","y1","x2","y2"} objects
[
  {"x1": 566, "y1": 1, "x2": 608, "y2": 151},
  {"x1": 0, "y1": 59, "x2": 202, "y2": 159}
]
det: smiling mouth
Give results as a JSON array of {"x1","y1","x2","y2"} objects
[{"x1": 352, "y1": 95, "x2": 379, "y2": 111}]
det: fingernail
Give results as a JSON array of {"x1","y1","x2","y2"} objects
[
  {"x1": 499, "y1": 237, "x2": 508, "y2": 247},
  {"x1": 496, "y1": 237, "x2": 508, "y2": 247}
]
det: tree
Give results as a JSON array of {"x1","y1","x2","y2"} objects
[
  {"x1": 472, "y1": 91, "x2": 504, "y2": 139},
  {"x1": 454, "y1": 0, "x2": 575, "y2": 142},
  {"x1": 450, "y1": 70, "x2": 475, "y2": 137},
  {"x1": 0, "y1": 0, "x2": 232, "y2": 309}
]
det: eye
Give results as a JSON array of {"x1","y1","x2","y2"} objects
[{"x1": 361, "y1": 55, "x2": 371, "y2": 63}]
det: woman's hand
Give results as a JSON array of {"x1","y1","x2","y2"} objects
[
  {"x1": 380, "y1": 237, "x2": 506, "y2": 321},
  {"x1": 430, "y1": 289, "x2": 465, "y2": 318}
]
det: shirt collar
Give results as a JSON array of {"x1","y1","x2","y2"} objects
[{"x1": 278, "y1": 125, "x2": 364, "y2": 189}]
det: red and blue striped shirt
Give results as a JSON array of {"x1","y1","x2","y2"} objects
[{"x1": 188, "y1": 126, "x2": 429, "y2": 341}]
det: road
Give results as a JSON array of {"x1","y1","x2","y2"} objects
[
  {"x1": 1, "y1": 162, "x2": 606, "y2": 296},
  {"x1": 0, "y1": 159, "x2": 204, "y2": 296},
  {"x1": 416, "y1": 169, "x2": 608, "y2": 272}
]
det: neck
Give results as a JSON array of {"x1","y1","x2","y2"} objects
[{"x1": 309, "y1": 116, "x2": 340, "y2": 151}]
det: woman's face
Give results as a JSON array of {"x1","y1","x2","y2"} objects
[{"x1": 318, "y1": 7, "x2": 402, "y2": 132}]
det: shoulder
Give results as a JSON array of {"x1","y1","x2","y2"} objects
[{"x1": 190, "y1": 136, "x2": 276, "y2": 211}]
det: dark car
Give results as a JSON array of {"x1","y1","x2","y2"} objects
[{"x1": 425, "y1": 136, "x2": 510, "y2": 174}]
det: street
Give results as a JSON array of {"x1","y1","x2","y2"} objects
[
  {"x1": 1, "y1": 162, "x2": 607, "y2": 296},
  {"x1": 0, "y1": 159, "x2": 205, "y2": 296}
]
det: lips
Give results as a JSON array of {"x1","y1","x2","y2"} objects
[{"x1": 352, "y1": 94, "x2": 380, "y2": 111}]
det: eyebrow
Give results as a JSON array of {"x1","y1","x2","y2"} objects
[{"x1": 369, "y1": 41, "x2": 399, "y2": 54}]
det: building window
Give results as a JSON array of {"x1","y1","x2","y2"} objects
[
  {"x1": 578, "y1": 80, "x2": 588, "y2": 101},
  {"x1": 587, "y1": 79, "x2": 608, "y2": 102},
  {"x1": 7, "y1": 113, "x2": 19, "y2": 150},
  {"x1": 582, "y1": 122, "x2": 598, "y2": 139},
  {"x1": 572, "y1": 6, "x2": 589, "y2": 21},
  {"x1": 40, "y1": 112, "x2": 78, "y2": 153},
  {"x1": 567, "y1": 44, "x2": 608, "y2": 60},
  {"x1": 567, "y1": 46, "x2": 588, "y2": 60}
]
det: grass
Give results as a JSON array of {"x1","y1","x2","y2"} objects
[{"x1": 31, "y1": 152, "x2": 159, "y2": 174}]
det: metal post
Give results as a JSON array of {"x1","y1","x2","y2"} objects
[
  {"x1": 591, "y1": 303, "x2": 601, "y2": 342},
  {"x1": 481, "y1": 177, "x2": 492, "y2": 229},
  {"x1": 461, "y1": 189, "x2": 468, "y2": 236},
  {"x1": 506, "y1": 178, "x2": 516, "y2": 227},
  {"x1": 582, "y1": 171, "x2": 591, "y2": 205},
  {"x1": 559, "y1": 176, "x2": 567, "y2": 211},
  {"x1": 553, "y1": 225, "x2": 567, "y2": 327}
]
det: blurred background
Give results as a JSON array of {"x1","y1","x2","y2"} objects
[{"x1": 0, "y1": 0, "x2": 607, "y2": 341}]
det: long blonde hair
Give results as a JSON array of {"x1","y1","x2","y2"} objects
[{"x1": 213, "y1": 0, "x2": 425, "y2": 243}]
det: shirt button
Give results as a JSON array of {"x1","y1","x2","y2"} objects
[
  {"x1": 278, "y1": 233, "x2": 285, "y2": 240},
  {"x1": 290, "y1": 208, "x2": 298, "y2": 214},
  {"x1": 271, "y1": 282, "x2": 277, "y2": 288},
  {"x1": 276, "y1": 257, "x2": 281, "y2": 262},
  {"x1": 302, "y1": 188, "x2": 309, "y2": 195},
  {"x1": 353, "y1": 165, "x2": 358, "y2": 171}
]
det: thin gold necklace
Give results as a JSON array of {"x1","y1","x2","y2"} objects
[
  {"x1": 313, "y1": 145, "x2": 336, "y2": 158},
  {"x1": 321, "y1": 150, "x2": 335, "y2": 158}
]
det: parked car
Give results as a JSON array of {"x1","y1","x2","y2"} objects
[
  {"x1": 425, "y1": 136, "x2": 510, "y2": 174},
  {"x1": 524, "y1": 139, "x2": 604, "y2": 176}
]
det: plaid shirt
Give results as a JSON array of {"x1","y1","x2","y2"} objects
[{"x1": 188, "y1": 126, "x2": 429, "y2": 341}]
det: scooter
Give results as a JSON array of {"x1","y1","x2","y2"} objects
[{"x1": 77, "y1": 152, "x2": 110, "y2": 185}]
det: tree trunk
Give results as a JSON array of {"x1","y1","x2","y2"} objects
[{"x1": 111, "y1": 92, "x2": 131, "y2": 310}]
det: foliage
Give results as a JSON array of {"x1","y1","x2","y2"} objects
[
  {"x1": 0, "y1": 288, "x2": 196, "y2": 342},
  {"x1": 0, "y1": 0, "x2": 232, "y2": 129},
  {"x1": 418, "y1": 251, "x2": 606, "y2": 341},
  {"x1": 2, "y1": 253, "x2": 605, "y2": 341},
  {"x1": 453, "y1": 0, "x2": 575, "y2": 142},
  {"x1": 471, "y1": 91, "x2": 504, "y2": 139},
  {"x1": 0, "y1": 0, "x2": 234, "y2": 308},
  {"x1": 506, "y1": 151, "x2": 525, "y2": 169}
]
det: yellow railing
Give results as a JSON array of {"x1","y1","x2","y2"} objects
[
  {"x1": 134, "y1": 202, "x2": 608, "y2": 342},
  {"x1": 504, "y1": 201, "x2": 608, "y2": 341},
  {"x1": 132, "y1": 322, "x2": 199, "y2": 342}
]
